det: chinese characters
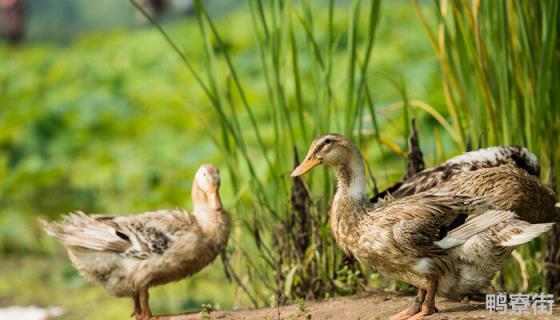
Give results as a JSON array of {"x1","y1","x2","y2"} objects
[{"x1": 486, "y1": 293, "x2": 554, "y2": 315}]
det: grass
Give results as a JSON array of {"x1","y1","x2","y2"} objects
[
  {"x1": 414, "y1": 0, "x2": 559, "y2": 153},
  {"x1": 133, "y1": 0, "x2": 560, "y2": 304},
  {"x1": 414, "y1": 0, "x2": 560, "y2": 292},
  {"x1": 131, "y1": 0, "x2": 419, "y2": 304},
  {"x1": 132, "y1": 0, "x2": 560, "y2": 305},
  {"x1": 150, "y1": 0, "x2": 389, "y2": 303}
]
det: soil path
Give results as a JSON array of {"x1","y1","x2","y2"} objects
[{"x1": 155, "y1": 291, "x2": 560, "y2": 320}]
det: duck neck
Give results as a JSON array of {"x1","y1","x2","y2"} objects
[
  {"x1": 192, "y1": 185, "x2": 230, "y2": 246},
  {"x1": 330, "y1": 150, "x2": 368, "y2": 254},
  {"x1": 332, "y1": 151, "x2": 368, "y2": 201}
]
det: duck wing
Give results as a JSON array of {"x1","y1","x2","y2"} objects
[
  {"x1": 387, "y1": 193, "x2": 504, "y2": 256},
  {"x1": 40, "y1": 209, "x2": 196, "y2": 259}
]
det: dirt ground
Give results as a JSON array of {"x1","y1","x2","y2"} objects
[{"x1": 155, "y1": 291, "x2": 560, "y2": 320}]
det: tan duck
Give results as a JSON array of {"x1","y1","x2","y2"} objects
[
  {"x1": 292, "y1": 134, "x2": 554, "y2": 319},
  {"x1": 374, "y1": 147, "x2": 558, "y2": 224},
  {"x1": 372, "y1": 145, "x2": 541, "y2": 202},
  {"x1": 433, "y1": 164, "x2": 558, "y2": 224},
  {"x1": 40, "y1": 164, "x2": 229, "y2": 320}
]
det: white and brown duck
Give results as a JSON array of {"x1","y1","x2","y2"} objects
[
  {"x1": 372, "y1": 145, "x2": 541, "y2": 201},
  {"x1": 292, "y1": 134, "x2": 554, "y2": 319},
  {"x1": 40, "y1": 164, "x2": 229, "y2": 320},
  {"x1": 433, "y1": 164, "x2": 558, "y2": 223},
  {"x1": 374, "y1": 145, "x2": 558, "y2": 224}
]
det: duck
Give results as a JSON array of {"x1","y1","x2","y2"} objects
[
  {"x1": 371, "y1": 145, "x2": 541, "y2": 202},
  {"x1": 39, "y1": 164, "x2": 229, "y2": 320},
  {"x1": 432, "y1": 164, "x2": 558, "y2": 224},
  {"x1": 291, "y1": 134, "x2": 554, "y2": 319},
  {"x1": 373, "y1": 146, "x2": 558, "y2": 224}
]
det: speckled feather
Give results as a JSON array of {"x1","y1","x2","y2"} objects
[
  {"x1": 434, "y1": 164, "x2": 559, "y2": 223},
  {"x1": 377, "y1": 146, "x2": 541, "y2": 201},
  {"x1": 333, "y1": 189, "x2": 552, "y2": 299}
]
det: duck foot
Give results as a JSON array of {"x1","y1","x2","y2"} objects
[
  {"x1": 389, "y1": 289, "x2": 426, "y2": 320},
  {"x1": 407, "y1": 305, "x2": 437, "y2": 320},
  {"x1": 407, "y1": 278, "x2": 438, "y2": 320},
  {"x1": 389, "y1": 308, "x2": 420, "y2": 320},
  {"x1": 138, "y1": 310, "x2": 156, "y2": 320}
]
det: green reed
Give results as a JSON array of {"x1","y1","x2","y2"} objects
[
  {"x1": 130, "y1": 0, "x2": 559, "y2": 304},
  {"x1": 414, "y1": 0, "x2": 560, "y2": 293},
  {"x1": 131, "y1": 0, "x2": 384, "y2": 305}
]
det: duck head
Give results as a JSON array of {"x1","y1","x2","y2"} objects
[
  {"x1": 192, "y1": 164, "x2": 222, "y2": 209},
  {"x1": 291, "y1": 134, "x2": 358, "y2": 176},
  {"x1": 292, "y1": 133, "x2": 367, "y2": 200}
]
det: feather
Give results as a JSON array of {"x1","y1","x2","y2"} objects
[
  {"x1": 444, "y1": 146, "x2": 540, "y2": 177},
  {"x1": 373, "y1": 146, "x2": 541, "y2": 202},
  {"x1": 39, "y1": 215, "x2": 131, "y2": 253},
  {"x1": 500, "y1": 223, "x2": 554, "y2": 247},
  {"x1": 435, "y1": 210, "x2": 516, "y2": 249}
]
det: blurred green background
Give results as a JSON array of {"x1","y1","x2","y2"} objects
[{"x1": 1, "y1": 0, "x2": 557, "y2": 319}]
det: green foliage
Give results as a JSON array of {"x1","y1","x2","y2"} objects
[
  {"x1": 131, "y1": 0, "x2": 392, "y2": 304},
  {"x1": 415, "y1": 0, "x2": 560, "y2": 291},
  {"x1": 0, "y1": 22, "x2": 236, "y2": 317},
  {"x1": 415, "y1": 0, "x2": 559, "y2": 153},
  {"x1": 9, "y1": 0, "x2": 440, "y2": 310},
  {"x1": 134, "y1": 0, "x2": 559, "y2": 305},
  {"x1": 3, "y1": 0, "x2": 426, "y2": 312}
]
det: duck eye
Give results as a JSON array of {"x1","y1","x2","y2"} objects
[{"x1": 324, "y1": 138, "x2": 332, "y2": 144}]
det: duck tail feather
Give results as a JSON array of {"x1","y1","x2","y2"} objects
[
  {"x1": 500, "y1": 223, "x2": 554, "y2": 247},
  {"x1": 39, "y1": 213, "x2": 129, "y2": 252},
  {"x1": 38, "y1": 218, "x2": 62, "y2": 237}
]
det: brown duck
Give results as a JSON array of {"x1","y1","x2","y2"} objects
[
  {"x1": 375, "y1": 145, "x2": 558, "y2": 224},
  {"x1": 292, "y1": 134, "x2": 554, "y2": 320},
  {"x1": 433, "y1": 164, "x2": 558, "y2": 224},
  {"x1": 40, "y1": 164, "x2": 229, "y2": 320},
  {"x1": 372, "y1": 145, "x2": 541, "y2": 202}
]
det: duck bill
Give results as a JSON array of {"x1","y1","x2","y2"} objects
[{"x1": 291, "y1": 156, "x2": 321, "y2": 177}]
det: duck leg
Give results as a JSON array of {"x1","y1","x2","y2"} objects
[
  {"x1": 408, "y1": 279, "x2": 438, "y2": 320},
  {"x1": 131, "y1": 293, "x2": 142, "y2": 319},
  {"x1": 139, "y1": 288, "x2": 153, "y2": 320},
  {"x1": 389, "y1": 288, "x2": 426, "y2": 320}
]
